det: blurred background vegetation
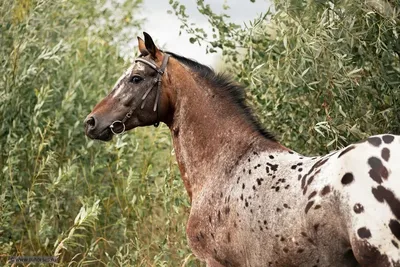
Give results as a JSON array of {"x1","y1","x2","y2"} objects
[
  {"x1": 1, "y1": 0, "x2": 399, "y2": 266},
  {"x1": 173, "y1": 0, "x2": 400, "y2": 154}
]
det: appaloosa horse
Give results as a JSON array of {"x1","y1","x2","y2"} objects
[{"x1": 84, "y1": 33, "x2": 400, "y2": 267}]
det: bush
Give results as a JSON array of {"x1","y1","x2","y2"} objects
[
  {"x1": 173, "y1": 0, "x2": 400, "y2": 155},
  {"x1": 2, "y1": 0, "x2": 399, "y2": 266},
  {"x1": 1, "y1": 0, "x2": 198, "y2": 265}
]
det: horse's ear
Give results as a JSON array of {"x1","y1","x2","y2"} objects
[
  {"x1": 143, "y1": 32, "x2": 161, "y2": 59},
  {"x1": 137, "y1": 37, "x2": 149, "y2": 56}
]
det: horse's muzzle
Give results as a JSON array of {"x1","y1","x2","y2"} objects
[{"x1": 84, "y1": 115, "x2": 113, "y2": 141}]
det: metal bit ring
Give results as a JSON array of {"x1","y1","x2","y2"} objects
[{"x1": 109, "y1": 120, "x2": 126, "y2": 135}]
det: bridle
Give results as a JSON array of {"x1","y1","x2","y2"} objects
[{"x1": 109, "y1": 53, "x2": 170, "y2": 135}]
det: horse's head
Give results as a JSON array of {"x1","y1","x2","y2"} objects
[{"x1": 84, "y1": 32, "x2": 172, "y2": 141}]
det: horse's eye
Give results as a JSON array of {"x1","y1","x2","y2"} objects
[{"x1": 130, "y1": 75, "x2": 143, "y2": 84}]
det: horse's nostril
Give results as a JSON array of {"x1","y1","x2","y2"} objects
[{"x1": 85, "y1": 116, "x2": 96, "y2": 128}]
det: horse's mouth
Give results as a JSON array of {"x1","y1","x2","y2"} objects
[{"x1": 85, "y1": 127, "x2": 113, "y2": 142}]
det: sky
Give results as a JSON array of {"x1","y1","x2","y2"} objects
[{"x1": 138, "y1": 0, "x2": 272, "y2": 67}]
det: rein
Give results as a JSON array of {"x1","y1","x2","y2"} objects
[{"x1": 109, "y1": 53, "x2": 170, "y2": 135}]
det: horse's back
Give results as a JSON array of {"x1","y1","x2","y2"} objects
[
  {"x1": 187, "y1": 134, "x2": 400, "y2": 267},
  {"x1": 333, "y1": 134, "x2": 400, "y2": 266}
]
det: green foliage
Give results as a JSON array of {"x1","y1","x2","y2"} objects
[
  {"x1": 2, "y1": 0, "x2": 400, "y2": 266},
  {"x1": 173, "y1": 0, "x2": 400, "y2": 155},
  {"x1": 0, "y1": 0, "x2": 199, "y2": 265}
]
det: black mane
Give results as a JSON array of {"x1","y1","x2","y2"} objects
[{"x1": 166, "y1": 51, "x2": 276, "y2": 141}]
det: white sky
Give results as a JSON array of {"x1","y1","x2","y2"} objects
[{"x1": 138, "y1": 0, "x2": 272, "y2": 67}]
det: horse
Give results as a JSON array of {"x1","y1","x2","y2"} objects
[{"x1": 84, "y1": 32, "x2": 400, "y2": 267}]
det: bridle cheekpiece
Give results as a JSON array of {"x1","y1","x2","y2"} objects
[{"x1": 109, "y1": 53, "x2": 170, "y2": 135}]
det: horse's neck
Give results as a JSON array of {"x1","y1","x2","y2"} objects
[{"x1": 168, "y1": 71, "x2": 283, "y2": 201}]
